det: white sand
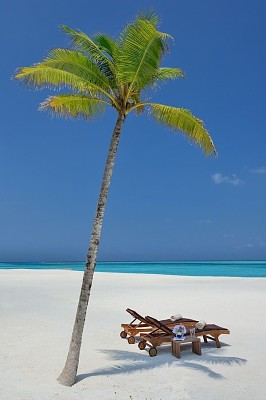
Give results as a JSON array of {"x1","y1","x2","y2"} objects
[{"x1": 0, "y1": 270, "x2": 265, "y2": 400}]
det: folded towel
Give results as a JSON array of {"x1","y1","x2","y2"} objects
[
  {"x1": 170, "y1": 313, "x2": 182, "y2": 321},
  {"x1": 196, "y1": 320, "x2": 206, "y2": 330}
]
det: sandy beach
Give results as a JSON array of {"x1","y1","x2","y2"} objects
[{"x1": 0, "y1": 269, "x2": 265, "y2": 400}]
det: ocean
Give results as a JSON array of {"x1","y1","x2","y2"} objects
[{"x1": 0, "y1": 261, "x2": 265, "y2": 277}]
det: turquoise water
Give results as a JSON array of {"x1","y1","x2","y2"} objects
[{"x1": 0, "y1": 261, "x2": 266, "y2": 277}]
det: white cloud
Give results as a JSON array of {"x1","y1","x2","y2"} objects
[
  {"x1": 211, "y1": 173, "x2": 243, "y2": 186},
  {"x1": 195, "y1": 219, "x2": 212, "y2": 224},
  {"x1": 250, "y1": 167, "x2": 266, "y2": 174},
  {"x1": 244, "y1": 241, "x2": 266, "y2": 249}
]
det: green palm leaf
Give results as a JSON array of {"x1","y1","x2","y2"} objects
[
  {"x1": 15, "y1": 64, "x2": 93, "y2": 92},
  {"x1": 156, "y1": 67, "x2": 185, "y2": 80},
  {"x1": 15, "y1": 52, "x2": 118, "y2": 106},
  {"x1": 148, "y1": 103, "x2": 217, "y2": 156},
  {"x1": 117, "y1": 18, "x2": 171, "y2": 98},
  {"x1": 93, "y1": 34, "x2": 120, "y2": 60},
  {"x1": 61, "y1": 25, "x2": 116, "y2": 80},
  {"x1": 40, "y1": 94, "x2": 107, "y2": 119},
  {"x1": 41, "y1": 49, "x2": 113, "y2": 91},
  {"x1": 138, "y1": 11, "x2": 160, "y2": 27}
]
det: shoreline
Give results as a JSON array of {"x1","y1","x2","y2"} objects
[
  {"x1": 1, "y1": 260, "x2": 266, "y2": 279},
  {"x1": 1, "y1": 268, "x2": 266, "y2": 279},
  {"x1": 1, "y1": 270, "x2": 265, "y2": 399}
]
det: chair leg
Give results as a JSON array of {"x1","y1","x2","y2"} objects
[{"x1": 215, "y1": 335, "x2": 221, "y2": 348}]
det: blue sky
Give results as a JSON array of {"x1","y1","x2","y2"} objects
[{"x1": 1, "y1": 0, "x2": 266, "y2": 261}]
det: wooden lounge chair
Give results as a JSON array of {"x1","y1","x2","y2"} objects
[
  {"x1": 139, "y1": 315, "x2": 230, "y2": 356},
  {"x1": 120, "y1": 308, "x2": 197, "y2": 344}
]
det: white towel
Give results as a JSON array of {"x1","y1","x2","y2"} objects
[
  {"x1": 196, "y1": 320, "x2": 206, "y2": 330},
  {"x1": 170, "y1": 313, "x2": 182, "y2": 322}
]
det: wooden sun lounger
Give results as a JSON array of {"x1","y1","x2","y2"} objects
[
  {"x1": 196, "y1": 323, "x2": 230, "y2": 348},
  {"x1": 120, "y1": 308, "x2": 197, "y2": 344},
  {"x1": 139, "y1": 315, "x2": 230, "y2": 356}
]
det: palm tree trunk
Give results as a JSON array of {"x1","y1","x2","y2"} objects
[{"x1": 57, "y1": 112, "x2": 125, "y2": 386}]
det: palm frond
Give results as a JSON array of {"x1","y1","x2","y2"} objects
[
  {"x1": 93, "y1": 34, "x2": 120, "y2": 60},
  {"x1": 148, "y1": 103, "x2": 217, "y2": 156},
  {"x1": 117, "y1": 18, "x2": 171, "y2": 99},
  {"x1": 40, "y1": 94, "x2": 107, "y2": 119},
  {"x1": 156, "y1": 67, "x2": 185, "y2": 80},
  {"x1": 61, "y1": 25, "x2": 116, "y2": 80},
  {"x1": 15, "y1": 55, "x2": 118, "y2": 106},
  {"x1": 43, "y1": 48, "x2": 114, "y2": 91},
  {"x1": 138, "y1": 11, "x2": 160, "y2": 27},
  {"x1": 15, "y1": 64, "x2": 93, "y2": 93}
]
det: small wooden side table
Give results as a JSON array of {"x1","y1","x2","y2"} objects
[{"x1": 171, "y1": 336, "x2": 202, "y2": 358}]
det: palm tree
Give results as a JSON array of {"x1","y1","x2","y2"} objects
[{"x1": 14, "y1": 12, "x2": 217, "y2": 386}]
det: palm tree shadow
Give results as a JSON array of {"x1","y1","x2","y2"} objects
[{"x1": 76, "y1": 343, "x2": 247, "y2": 383}]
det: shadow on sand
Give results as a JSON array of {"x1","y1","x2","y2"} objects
[{"x1": 76, "y1": 341, "x2": 247, "y2": 383}]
